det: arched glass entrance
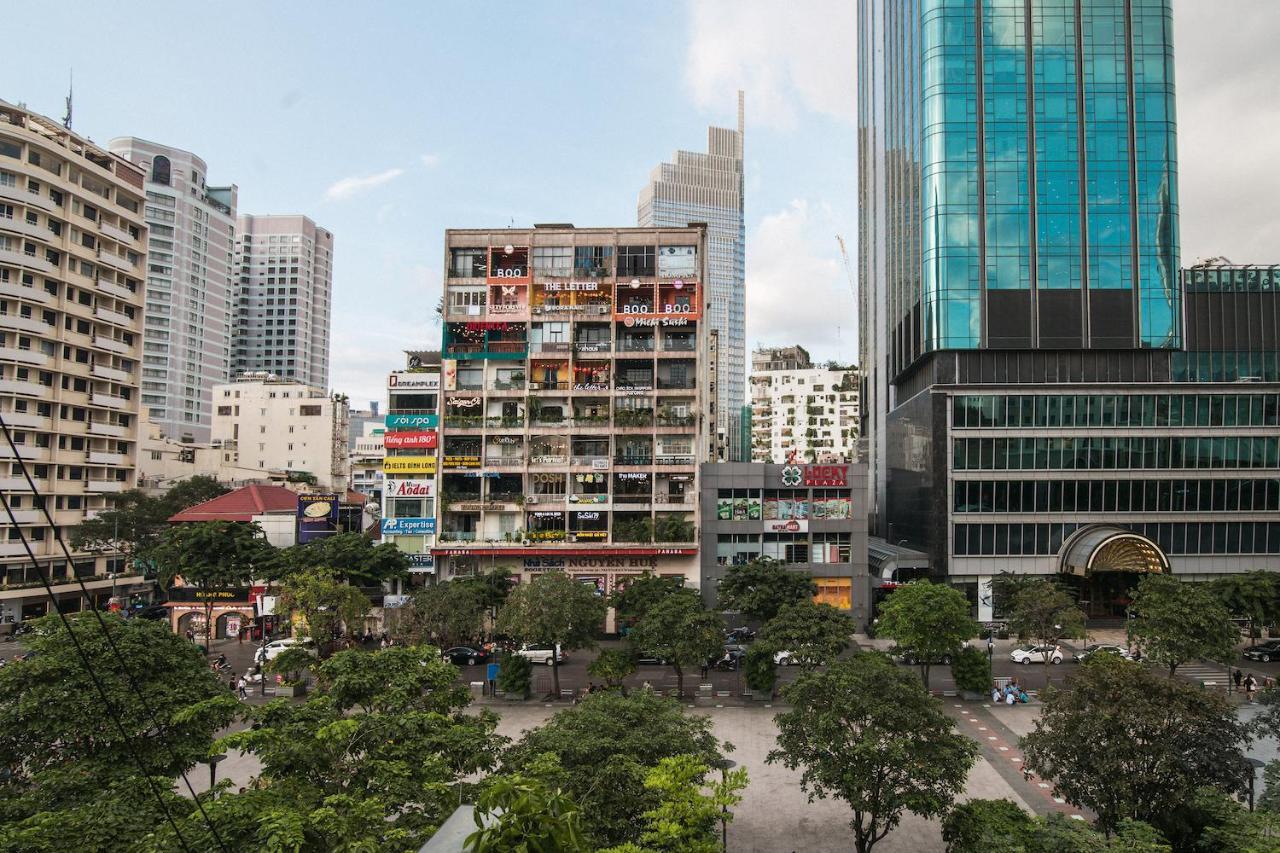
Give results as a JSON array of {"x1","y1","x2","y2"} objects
[{"x1": 1059, "y1": 526, "x2": 1170, "y2": 618}]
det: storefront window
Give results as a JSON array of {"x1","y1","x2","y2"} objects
[{"x1": 814, "y1": 577, "x2": 852, "y2": 609}]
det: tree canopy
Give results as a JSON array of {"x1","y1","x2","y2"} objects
[
  {"x1": 496, "y1": 571, "x2": 607, "y2": 698},
  {"x1": 150, "y1": 520, "x2": 276, "y2": 590},
  {"x1": 268, "y1": 531, "x2": 410, "y2": 586},
  {"x1": 757, "y1": 600, "x2": 856, "y2": 668},
  {"x1": 1005, "y1": 579, "x2": 1086, "y2": 682},
  {"x1": 1211, "y1": 571, "x2": 1279, "y2": 646},
  {"x1": 874, "y1": 581, "x2": 979, "y2": 688},
  {"x1": 598, "y1": 755, "x2": 749, "y2": 853},
  {"x1": 715, "y1": 557, "x2": 817, "y2": 622},
  {"x1": 1020, "y1": 654, "x2": 1251, "y2": 840},
  {"x1": 769, "y1": 652, "x2": 977, "y2": 853},
  {"x1": 627, "y1": 590, "x2": 725, "y2": 697},
  {"x1": 278, "y1": 566, "x2": 372, "y2": 658},
  {"x1": 941, "y1": 801, "x2": 1173, "y2": 853},
  {"x1": 611, "y1": 572, "x2": 687, "y2": 623},
  {"x1": 403, "y1": 580, "x2": 487, "y2": 648},
  {"x1": 70, "y1": 475, "x2": 229, "y2": 565},
  {"x1": 1127, "y1": 574, "x2": 1239, "y2": 677}
]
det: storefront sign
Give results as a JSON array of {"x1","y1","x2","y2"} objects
[
  {"x1": 297, "y1": 494, "x2": 339, "y2": 543},
  {"x1": 568, "y1": 494, "x2": 608, "y2": 504},
  {"x1": 572, "y1": 530, "x2": 608, "y2": 540},
  {"x1": 574, "y1": 511, "x2": 601, "y2": 521},
  {"x1": 383, "y1": 430, "x2": 438, "y2": 450},
  {"x1": 385, "y1": 413, "x2": 438, "y2": 430},
  {"x1": 616, "y1": 472, "x2": 650, "y2": 481},
  {"x1": 407, "y1": 553, "x2": 435, "y2": 572},
  {"x1": 382, "y1": 457, "x2": 438, "y2": 474},
  {"x1": 530, "y1": 455, "x2": 568, "y2": 465},
  {"x1": 622, "y1": 316, "x2": 690, "y2": 328},
  {"x1": 573, "y1": 383, "x2": 609, "y2": 392},
  {"x1": 574, "y1": 342, "x2": 609, "y2": 353},
  {"x1": 384, "y1": 478, "x2": 435, "y2": 498},
  {"x1": 543, "y1": 281, "x2": 600, "y2": 291},
  {"x1": 381, "y1": 517, "x2": 436, "y2": 536},
  {"x1": 492, "y1": 435, "x2": 521, "y2": 445},
  {"x1": 524, "y1": 556, "x2": 660, "y2": 570},
  {"x1": 387, "y1": 372, "x2": 440, "y2": 390},
  {"x1": 804, "y1": 465, "x2": 849, "y2": 487},
  {"x1": 764, "y1": 519, "x2": 809, "y2": 533},
  {"x1": 447, "y1": 396, "x2": 482, "y2": 409},
  {"x1": 443, "y1": 455, "x2": 481, "y2": 469}
]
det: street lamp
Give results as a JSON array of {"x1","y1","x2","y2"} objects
[
  {"x1": 208, "y1": 752, "x2": 227, "y2": 797},
  {"x1": 711, "y1": 758, "x2": 737, "y2": 852},
  {"x1": 1247, "y1": 757, "x2": 1266, "y2": 811}
]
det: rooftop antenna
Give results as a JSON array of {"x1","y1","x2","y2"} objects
[{"x1": 62, "y1": 69, "x2": 73, "y2": 130}]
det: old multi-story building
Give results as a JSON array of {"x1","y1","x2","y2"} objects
[
  {"x1": 383, "y1": 350, "x2": 441, "y2": 581},
  {"x1": 434, "y1": 225, "x2": 711, "y2": 601},
  {"x1": 349, "y1": 421, "x2": 385, "y2": 504},
  {"x1": 231, "y1": 214, "x2": 333, "y2": 389},
  {"x1": 750, "y1": 345, "x2": 859, "y2": 464},
  {"x1": 107, "y1": 137, "x2": 236, "y2": 442},
  {"x1": 0, "y1": 100, "x2": 149, "y2": 620},
  {"x1": 210, "y1": 375, "x2": 349, "y2": 491}
]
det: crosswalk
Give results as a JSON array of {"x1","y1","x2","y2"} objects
[{"x1": 1173, "y1": 660, "x2": 1231, "y2": 687}]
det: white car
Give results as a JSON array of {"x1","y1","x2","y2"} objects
[
  {"x1": 774, "y1": 650, "x2": 809, "y2": 666},
  {"x1": 515, "y1": 643, "x2": 565, "y2": 665},
  {"x1": 254, "y1": 637, "x2": 312, "y2": 664},
  {"x1": 1009, "y1": 644, "x2": 1064, "y2": 665}
]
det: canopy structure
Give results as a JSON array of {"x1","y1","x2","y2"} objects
[{"x1": 1059, "y1": 525, "x2": 1169, "y2": 577}]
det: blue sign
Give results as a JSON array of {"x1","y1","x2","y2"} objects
[
  {"x1": 385, "y1": 413, "x2": 438, "y2": 430},
  {"x1": 381, "y1": 517, "x2": 436, "y2": 535},
  {"x1": 486, "y1": 662, "x2": 499, "y2": 682}
]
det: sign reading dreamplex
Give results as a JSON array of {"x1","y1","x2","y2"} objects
[
  {"x1": 387, "y1": 372, "x2": 440, "y2": 390},
  {"x1": 383, "y1": 479, "x2": 435, "y2": 498}
]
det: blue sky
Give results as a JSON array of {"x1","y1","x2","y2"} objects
[{"x1": 3, "y1": 1, "x2": 1277, "y2": 406}]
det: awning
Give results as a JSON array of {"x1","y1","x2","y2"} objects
[{"x1": 1059, "y1": 525, "x2": 1169, "y2": 577}]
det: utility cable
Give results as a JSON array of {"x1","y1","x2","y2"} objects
[{"x1": 0, "y1": 415, "x2": 230, "y2": 852}]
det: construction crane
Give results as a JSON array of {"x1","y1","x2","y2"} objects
[{"x1": 835, "y1": 234, "x2": 856, "y2": 301}]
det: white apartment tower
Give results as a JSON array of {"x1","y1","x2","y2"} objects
[
  {"x1": 0, "y1": 101, "x2": 149, "y2": 619},
  {"x1": 108, "y1": 138, "x2": 236, "y2": 442},
  {"x1": 638, "y1": 92, "x2": 744, "y2": 450},
  {"x1": 750, "y1": 346, "x2": 859, "y2": 465},
  {"x1": 232, "y1": 215, "x2": 333, "y2": 389}
]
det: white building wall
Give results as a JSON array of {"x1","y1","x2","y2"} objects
[{"x1": 751, "y1": 366, "x2": 860, "y2": 464}]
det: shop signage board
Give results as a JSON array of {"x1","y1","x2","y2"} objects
[
  {"x1": 383, "y1": 430, "x2": 438, "y2": 450},
  {"x1": 383, "y1": 479, "x2": 435, "y2": 498},
  {"x1": 382, "y1": 457, "x2": 438, "y2": 475},
  {"x1": 443, "y1": 455, "x2": 482, "y2": 469},
  {"x1": 385, "y1": 413, "x2": 438, "y2": 430},
  {"x1": 387, "y1": 373, "x2": 440, "y2": 390},
  {"x1": 763, "y1": 519, "x2": 809, "y2": 533},
  {"x1": 297, "y1": 494, "x2": 339, "y2": 543},
  {"x1": 381, "y1": 517, "x2": 437, "y2": 535},
  {"x1": 407, "y1": 553, "x2": 435, "y2": 572}
]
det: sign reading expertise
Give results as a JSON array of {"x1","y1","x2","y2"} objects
[
  {"x1": 381, "y1": 517, "x2": 437, "y2": 536},
  {"x1": 382, "y1": 457, "x2": 438, "y2": 474},
  {"x1": 382, "y1": 430, "x2": 438, "y2": 450},
  {"x1": 297, "y1": 494, "x2": 339, "y2": 543},
  {"x1": 385, "y1": 413, "x2": 438, "y2": 430}
]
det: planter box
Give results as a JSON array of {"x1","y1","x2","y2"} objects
[{"x1": 277, "y1": 682, "x2": 307, "y2": 698}]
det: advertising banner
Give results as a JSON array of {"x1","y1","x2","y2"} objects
[
  {"x1": 382, "y1": 457, "x2": 438, "y2": 475},
  {"x1": 297, "y1": 494, "x2": 339, "y2": 543},
  {"x1": 383, "y1": 430, "x2": 438, "y2": 450},
  {"x1": 387, "y1": 372, "x2": 440, "y2": 390},
  {"x1": 381, "y1": 517, "x2": 437, "y2": 536},
  {"x1": 763, "y1": 519, "x2": 809, "y2": 534},
  {"x1": 407, "y1": 553, "x2": 435, "y2": 572},
  {"x1": 385, "y1": 413, "x2": 438, "y2": 430},
  {"x1": 383, "y1": 479, "x2": 435, "y2": 498},
  {"x1": 443, "y1": 454, "x2": 482, "y2": 469}
]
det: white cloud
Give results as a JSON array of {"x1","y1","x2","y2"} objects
[
  {"x1": 685, "y1": 0, "x2": 855, "y2": 128},
  {"x1": 420, "y1": 153, "x2": 441, "y2": 168},
  {"x1": 323, "y1": 167, "x2": 405, "y2": 201},
  {"x1": 745, "y1": 200, "x2": 859, "y2": 366}
]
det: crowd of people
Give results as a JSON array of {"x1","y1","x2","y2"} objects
[{"x1": 992, "y1": 677, "x2": 1029, "y2": 705}]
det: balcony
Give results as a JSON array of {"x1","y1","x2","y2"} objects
[
  {"x1": 0, "y1": 445, "x2": 49, "y2": 462},
  {"x1": 0, "y1": 542, "x2": 31, "y2": 557},
  {"x1": 93, "y1": 335, "x2": 131, "y2": 354},
  {"x1": 86, "y1": 480, "x2": 125, "y2": 493},
  {"x1": 0, "y1": 281, "x2": 51, "y2": 304},
  {"x1": 0, "y1": 411, "x2": 48, "y2": 429},
  {"x1": 489, "y1": 378, "x2": 526, "y2": 392},
  {"x1": 437, "y1": 531, "x2": 478, "y2": 543},
  {"x1": 613, "y1": 410, "x2": 654, "y2": 428},
  {"x1": 91, "y1": 363, "x2": 131, "y2": 382},
  {"x1": 0, "y1": 183, "x2": 54, "y2": 211},
  {"x1": 0, "y1": 248, "x2": 55, "y2": 274},
  {"x1": 0, "y1": 346, "x2": 49, "y2": 366},
  {"x1": 484, "y1": 455, "x2": 525, "y2": 468},
  {"x1": 0, "y1": 379, "x2": 48, "y2": 397},
  {"x1": 98, "y1": 220, "x2": 135, "y2": 244},
  {"x1": 485, "y1": 415, "x2": 527, "y2": 429},
  {"x1": 94, "y1": 306, "x2": 134, "y2": 327},
  {"x1": 654, "y1": 493, "x2": 691, "y2": 506},
  {"x1": 90, "y1": 392, "x2": 127, "y2": 409},
  {"x1": 657, "y1": 414, "x2": 696, "y2": 427},
  {"x1": 0, "y1": 476, "x2": 46, "y2": 491},
  {"x1": 88, "y1": 451, "x2": 128, "y2": 465},
  {"x1": 445, "y1": 340, "x2": 528, "y2": 361},
  {"x1": 613, "y1": 494, "x2": 653, "y2": 505},
  {"x1": 528, "y1": 381, "x2": 570, "y2": 392},
  {"x1": 570, "y1": 455, "x2": 610, "y2": 468},
  {"x1": 443, "y1": 415, "x2": 484, "y2": 429},
  {"x1": 96, "y1": 278, "x2": 136, "y2": 300},
  {"x1": 0, "y1": 313, "x2": 52, "y2": 335},
  {"x1": 95, "y1": 250, "x2": 136, "y2": 272},
  {"x1": 531, "y1": 341, "x2": 572, "y2": 355},
  {"x1": 617, "y1": 339, "x2": 655, "y2": 353},
  {"x1": 88, "y1": 420, "x2": 129, "y2": 438},
  {"x1": 614, "y1": 454, "x2": 653, "y2": 466},
  {"x1": 655, "y1": 454, "x2": 695, "y2": 466},
  {"x1": 656, "y1": 378, "x2": 696, "y2": 391}
]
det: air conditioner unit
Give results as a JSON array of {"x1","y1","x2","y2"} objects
[
  {"x1": 525, "y1": 496, "x2": 537, "y2": 505},
  {"x1": 521, "y1": 539, "x2": 532, "y2": 547}
]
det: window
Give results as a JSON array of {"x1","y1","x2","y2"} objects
[
  {"x1": 574, "y1": 245, "x2": 613, "y2": 277},
  {"x1": 449, "y1": 247, "x2": 486, "y2": 278},
  {"x1": 617, "y1": 245, "x2": 655, "y2": 277},
  {"x1": 299, "y1": 405, "x2": 322, "y2": 416},
  {"x1": 150, "y1": 155, "x2": 171, "y2": 186},
  {"x1": 532, "y1": 246, "x2": 572, "y2": 277},
  {"x1": 658, "y1": 245, "x2": 697, "y2": 278}
]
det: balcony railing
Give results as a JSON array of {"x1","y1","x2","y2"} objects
[
  {"x1": 657, "y1": 378, "x2": 696, "y2": 390},
  {"x1": 617, "y1": 339, "x2": 655, "y2": 353},
  {"x1": 613, "y1": 494, "x2": 652, "y2": 504},
  {"x1": 528, "y1": 381, "x2": 569, "y2": 391},
  {"x1": 444, "y1": 415, "x2": 484, "y2": 428},
  {"x1": 613, "y1": 411, "x2": 654, "y2": 427},
  {"x1": 655, "y1": 493, "x2": 690, "y2": 505},
  {"x1": 656, "y1": 414, "x2": 696, "y2": 427},
  {"x1": 570, "y1": 455, "x2": 609, "y2": 467},
  {"x1": 655, "y1": 454, "x2": 694, "y2": 466},
  {"x1": 438, "y1": 531, "x2": 478, "y2": 542},
  {"x1": 490, "y1": 379, "x2": 526, "y2": 391},
  {"x1": 662, "y1": 339, "x2": 697, "y2": 352},
  {"x1": 614, "y1": 454, "x2": 652, "y2": 466},
  {"x1": 486, "y1": 416, "x2": 526, "y2": 428},
  {"x1": 484, "y1": 455, "x2": 524, "y2": 467},
  {"x1": 531, "y1": 341, "x2": 572, "y2": 354}
]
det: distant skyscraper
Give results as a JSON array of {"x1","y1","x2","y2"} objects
[
  {"x1": 108, "y1": 138, "x2": 237, "y2": 442},
  {"x1": 639, "y1": 92, "x2": 745, "y2": 448},
  {"x1": 232, "y1": 214, "x2": 333, "y2": 388}
]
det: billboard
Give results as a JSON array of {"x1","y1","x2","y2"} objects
[
  {"x1": 383, "y1": 478, "x2": 435, "y2": 498},
  {"x1": 385, "y1": 413, "x2": 438, "y2": 430},
  {"x1": 382, "y1": 457, "x2": 438, "y2": 475},
  {"x1": 387, "y1": 372, "x2": 440, "y2": 390},
  {"x1": 297, "y1": 493, "x2": 339, "y2": 543},
  {"x1": 381, "y1": 517, "x2": 437, "y2": 536},
  {"x1": 763, "y1": 519, "x2": 809, "y2": 534},
  {"x1": 382, "y1": 430, "x2": 438, "y2": 450}
]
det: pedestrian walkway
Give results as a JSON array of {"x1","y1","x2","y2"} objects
[{"x1": 1173, "y1": 660, "x2": 1231, "y2": 690}]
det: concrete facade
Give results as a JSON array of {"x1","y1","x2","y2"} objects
[{"x1": 749, "y1": 346, "x2": 859, "y2": 464}]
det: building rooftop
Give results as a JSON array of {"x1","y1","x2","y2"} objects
[{"x1": 168, "y1": 483, "x2": 300, "y2": 523}]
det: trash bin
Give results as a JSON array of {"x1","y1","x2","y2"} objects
[{"x1": 470, "y1": 681, "x2": 485, "y2": 700}]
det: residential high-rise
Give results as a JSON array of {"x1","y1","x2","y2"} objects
[
  {"x1": 860, "y1": 2, "x2": 1280, "y2": 617},
  {"x1": 749, "y1": 346, "x2": 859, "y2": 464},
  {"x1": 0, "y1": 100, "x2": 149, "y2": 619},
  {"x1": 639, "y1": 93, "x2": 744, "y2": 453},
  {"x1": 435, "y1": 225, "x2": 710, "y2": 607},
  {"x1": 232, "y1": 214, "x2": 333, "y2": 388},
  {"x1": 108, "y1": 138, "x2": 236, "y2": 442}
]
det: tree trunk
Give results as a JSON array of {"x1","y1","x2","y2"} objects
[
  {"x1": 675, "y1": 663, "x2": 684, "y2": 698},
  {"x1": 204, "y1": 600, "x2": 212, "y2": 660},
  {"x1": 919, "y1": 663, "x2": 930, "y2": 690},
  {"x1": 551, "y1": 654, "x2": 561, "y2": 699},
  {"x1": 1169, "y1": 663, "x2": 1178, "y2": 679}
]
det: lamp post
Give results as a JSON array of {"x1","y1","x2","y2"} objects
[
  {"x1": 712, "y1": 758, "x2": 737, "y2": 852},
  {"x1": 1247, "y1": 757, "x2": 1266, "y2": 811},
  {"x1": 208, "y1": 752, "x2": 226, "y2": 797}
]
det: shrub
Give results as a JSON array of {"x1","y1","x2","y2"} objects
[
  {"x1": 744, "y1": 646, "x2": 777, "y2": 695},
  {"x1": 941, "y1": 799, "x2": 1034, "y2": 853},
  {"x1": 497, "y1": 651, "x2": 532, "y2": 699},
  {"x1": 950, "y1": 646, "x2": 992, "y2": 694}
]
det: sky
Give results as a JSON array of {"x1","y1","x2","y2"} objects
[{"x1": 1, "y1": 1, "x2": 1275, "y2": 407}]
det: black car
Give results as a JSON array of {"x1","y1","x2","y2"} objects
[
  {"x1": 1242, "y1": 640, "x2": 1280, "y2": 663},
  {"x1": 442, "y1": 646, "x2": 489, "y2": 666},
  {"x1": 725, "y1": 627, "x2": 756, "y2": 644},
  {"x1": 894, "y1": 646, "x2": 958, "y2": 666}
]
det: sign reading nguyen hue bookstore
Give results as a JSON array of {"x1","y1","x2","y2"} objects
[{"x1": 382, "y1": 456, "x2": 438, "y2": 475}]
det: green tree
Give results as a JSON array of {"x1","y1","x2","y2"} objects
[
  {"x1": 1127, "y1": 574, "x2": 1239, "y2": 678},
  {"x1": 456, "y1": 566, "x2": 517, "y2": 615},
  {"x1": 1212, "y1": 571, "x2": 1279, "y2": 646},
  {"x1": 1006, "y1": 579, "x2": 1086, "y2": 684},
  {"x1": 597, "y1": 755, "x2": 749, "y2": 853},
  {"x1": 872, "y1": 581, "x2": 979, "y2": 689},
  {"x1": 941, "y1": 799, "x2": 1035, "y2": 853},
  {"x1": 611, "y1": 572, "x2": 686, "y2": 624},
  {"x1": 496, "y1": 571, "x2": 607, "y2": 699},
  {"x1": 949, "y1": 645, "x2": 993, "y2": 694},
  {"x1": 0, "y1": 614, "x2": 238, "y2": 851},
  {"x1": 769, "y1": 653, "x2": 977, "y2": 853},
  {"x1": 150, "y1": 520, "x2": 276, "y2": 654},
  {"x1": 265, "y1": 644, "x2": 315, "y2": 686},
  {"x1": 497, "y1": 651, "x2": 533, "y2": 699},
  {"x1": 628, "y1": 590, "x2": 725, "y2": 698},
  {"x1": 467, "y1": 773, "x2": 589, "y2": 853},
  {"x1": 278, "y1": 566, "x2": 372, "y2": 658},
  {"x1": 743, "y1": 645, "x2": 778, "y2": 696},
  {"x1": 269, "y1": 531, "x2": 410, "y2": 586},
  {"x1": 502, "y1": 691, "x2": 722, "y2": 848},
  {"x1": 70, "y1": 475, "x2": 229, "y2": 568},
  {"x1": 1021, "y1": 655, "x2": 1251, "y2": 840},
  {"x1": 716, "y1": 557, "x2": 817, "y2": 622},
  {"x1": 757, "y1": 600, "x2": 856, "y2": 668},
  {"x1": 589, "y1": 648, "x2": 638, "y2": 692},
  {"x1": 404, "y1": 581, "x2": 487, "y2": 647}
]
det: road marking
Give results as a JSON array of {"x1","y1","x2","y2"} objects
[
  {"x1": 998, "y1": 746, "x2": 1009, "y2": 751},
  {"x1": 1038, "y1": 783, "x2": 1050, "y2": 789},
  {"x1": 988, "y1": 736, "x2": 997, "y2": 741},
  {"x1": 1054, "y1": 798, "x2": 1065, "y2": 804},
  {"x1": 978, "y1": 726, "x2": 987, "y2": 731}
]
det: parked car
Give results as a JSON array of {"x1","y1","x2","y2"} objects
[
  {"x1": 254, "y1": 637, "x2": 312, "y2": 664},
  {"x1": 1073, "y1": 643, "x2": 1131, "y2": 663},
  {"x1": 892, "y1": 646, "x2": 959, "y2": 666},
  {"x1": 1010, "y1": 644, "x2": 1064, "y2": 665},
  {"x1": 635, "y1": 650, "x2": 669, "y2": 666},
  {"x1": 725, "y1": 627, "x2": 756, "y2": 644},
  {"x1": 515, "y1": 643, "x2": 565, "y2": 665},
  {"x1": 442, "y1": 646, "x2": 489, "y2": 666},
  {"x1": 774, "y1": 650, "x2": 818, "y2": 666},
  {"x1": 128, "y1": 605, "x2": 170, "y2": 621},
  {"x1": 1242, "y1": 640, "x2": 1280, "y2": 662}
]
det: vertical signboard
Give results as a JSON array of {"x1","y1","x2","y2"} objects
[{"x1": 297, "y1": 493, "x2": 339, "y2": 543}]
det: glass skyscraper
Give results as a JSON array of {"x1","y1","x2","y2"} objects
[{"x1": 639, "y1": 92, "x2": 745, "y2": 454}]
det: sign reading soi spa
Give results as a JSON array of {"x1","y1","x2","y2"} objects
[
  {"x1": 381, "y1": 517, "x2": 436, "y2": 535},
  {"x1": 383, "y1": 430, "x2": 438, "y2": 450},
  {"x1": 385, "y1": 413, "x2": 438, "y2": 430}
]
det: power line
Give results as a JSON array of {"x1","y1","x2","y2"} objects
[{"x1": 0, "y1": 414, "x2": 229, "y2": 851}]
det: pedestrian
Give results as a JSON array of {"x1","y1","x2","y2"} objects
[
  {"x1": 1245, "y1": 673, "x2": 1258, "y2": 703},
  {"x1": 228, "y1": 672, "x2": 237, "y2": 693},
  {"x1": 237, "y1": 675, "x2": 248, "y2": 700},
  {"x1": 238, "y1": 627, "x2": 244, "y2": 645},
  {"x1": 380, "y1": 636, "x2": 389, "y2": 650},
  {"x1": 185, "y1": 628, "x2": 194, "y2": 643},
  {"x1": 987, "y1": 635, "x2": 994, "y2": 659},
  {"x1": 700, "y1": 660, "x2": 709, "y2": 680},
  {"x1": 1234, "y1": 669, "x2": 1244, "y2": 690}
]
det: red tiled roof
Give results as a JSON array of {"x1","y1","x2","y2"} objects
[
  {"x1": 344, "y1": 489, "x2": 367, "y2": 504},
  {"x1": 168, "y1": 483, "x2": 299, "y2": 523}
]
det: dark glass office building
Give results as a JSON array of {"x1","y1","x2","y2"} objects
[{"x1": 859, "y1": 0, "x2": 1280, "y2": 617}]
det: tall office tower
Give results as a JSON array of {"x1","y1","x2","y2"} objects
[
  {"x1": 108, "y1": 138, "x2": 236, "y2": 442},
  {"x1": 854, "y1": 3, "x2": 1277, "y2": 613},
  {"x1": 231, "y1": 214, "x2": 333, "y2": 389},
  {"x1": 749, "y1": 345, "x2": 859, "y2": 464},
  {"x1": 639, "y1": 92, "x2": 745, "y2": 451},
  {"x1": 435, "y1": 225, "x2": 710, "y2": 611},
  {"x1": 0, "y1": 101, "x2": 149, "y2": 620}
]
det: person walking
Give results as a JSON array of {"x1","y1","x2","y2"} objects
[
  {"x1": 1245, "y1": 673, "x2": 1258, "y2": 703},
  {"x1": 1234, "y1": 669, "x2": 1244, "y2": 690},
  {"x1": 228, "y1": 672, "x2": 237, "y2": 693},
  {"x1": 237, "y1": 675, "x2": 248, "y2": 700}
]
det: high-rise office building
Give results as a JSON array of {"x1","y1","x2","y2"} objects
[
  {"x1": 435, "y1": 225, "x2": 710, "y2": 610},
  {"x1": 0, "y1": 100, "x2": 149, "y2": 619},
  {"x1": 857, "y1": 2, "x2": 1278, "y2": 615},
  {"x1": 231, "y1": 214, "x2": 333, "y2": 389},
  {"x1": 639, "y1": 93, "x2": 745, "y2": 453},
  {"x1": 108, "y1": 138, "x2": 236, "y2": 442}
]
